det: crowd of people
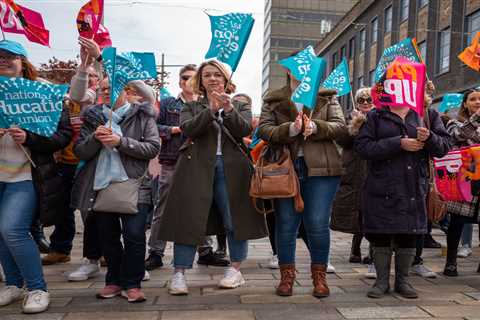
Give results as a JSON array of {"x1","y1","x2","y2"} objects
[{"x1": 0, "y1": 36, "x2": 479, "y2": 314}]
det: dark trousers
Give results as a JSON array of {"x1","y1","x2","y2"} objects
[
  {"x1": 446, "y1": 213, "x2": 477, "y2": 264},
  {"x1": 49, "y1": 163, "x2": 77, "y2": 254},
  {"x1": 266, "y1": 211, "x2": 277, "y2": 255},
  {"x1": 413, "y1": 221, "x2": 433, "y2": 265},
  {"x1": 366, "y1": 234, "x2": 417, "y2": 248},
  {"x1": 82, "y1": 212, "x2": 103, "y2": 260},
  {"x1": 96, "y1": 204, "x2": 148, "y2": 289}
]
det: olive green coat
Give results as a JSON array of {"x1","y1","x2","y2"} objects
[{"x1": 154, "y1": 98, "x2": 268, "y2": 245}]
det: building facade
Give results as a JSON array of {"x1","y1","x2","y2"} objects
[
  {"x1": 262, "y1": 0, "x2": 357, "y2": 96},
  {"x1": 314, "y1": 0, "x2": 480, "y2": 112}
]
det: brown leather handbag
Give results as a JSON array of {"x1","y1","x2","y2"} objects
[
  {"x1": 426, "y1": 161, "x2": 447, "y2": 222},
  {"x1": 249, "y1": 145, "x2": 304, "y2": 213}
]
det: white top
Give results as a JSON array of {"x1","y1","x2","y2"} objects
[
  {"x1": 215, "y1": 109, "x2": 224, "y2": 156},
  {"x1": 0, "y1": 135, "x2": 32, "y2": 182}
]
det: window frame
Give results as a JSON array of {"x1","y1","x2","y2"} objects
[
  {"x1": 400, "y1": 0, "x2": 409, "y2": 22},
  {"x1": 371, "y1": 17, "x2": 379, "y2": 44},
  {"x1": 384, "y1": 5, "x2": 393, "y2": 33},
  {"x1": 437, "y1": 27, "x2": 451, "y2": 74},
  {"x1": 359, "y1": 28, "x2": 366, "y2": 53}
]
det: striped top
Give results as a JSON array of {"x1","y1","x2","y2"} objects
[{"x1": 0, "y1": 134, "x2": 32, "y2": 182}]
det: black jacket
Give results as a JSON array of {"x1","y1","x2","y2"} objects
[
  {"x1": 157, "y1": 97, "x2": 186, "y2": 164},
  {"x1": 24, "y1": 107, "x2": 72, "y2": 226},
  {"x1": 354, "y1": 108, "x2": 451, "y2": 234}
]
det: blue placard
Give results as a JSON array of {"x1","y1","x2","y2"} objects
[
  {"x1": 278, "y1": 46, "x2": 316, "y2": 82},
  {"x1": 0, "y1": 77, "x2": 68, "y2": 137},
  {"x1": 292, "y1": 57, "x2": 326, "y2": 110},
  {"x1": 322, "y1": 57, "x2": 352, "y2": 97},
  {"x1": 374, "y1": 38, "x2": 421, "y2": 82},
  {"x1": 439, "y1": 93, "x2": 464, "y2": 113}
]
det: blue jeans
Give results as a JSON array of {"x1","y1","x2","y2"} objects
[
  {"x1": 174, "y1": 156, "x2": 248, "y2": 268},
  {"x1": 0, "y1": 181, "x2": 46, "y2": 291},
  {"x1": 461, "y1": 223, "x2": 473, "y2": 247},
  {"x1": 95, "y1": 204, "x2": 148, "y2": 289},
  {"x1": 275, "y1": 157, "x2": 340, "y2": 265},
  {"x1": 49, "y1": 163, "x2": 77, "y2": 254}
]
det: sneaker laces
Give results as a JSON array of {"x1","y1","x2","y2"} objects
[
  {"x1": 26, "y1": 290, "x2": 45, "y2": 305},
  {"x1": 171, "y1": 272, "x2": 186, "y2": 287},
  {"x1": 224, "y1": 267, "x2": 239, "y2": 279}
]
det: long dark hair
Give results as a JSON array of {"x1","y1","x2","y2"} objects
[
  {"x1": 457, "y1": 88, "x2": 480, "y2": 122},
  {"x1": 21, "y1": 57, "x2": 38, "y2": 80}
]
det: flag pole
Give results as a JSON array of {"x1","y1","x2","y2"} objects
[
  {"x1": 350, "y1": 90, "x2": 357, "y2": 111},
  {"x1": 0, "y1": 23, "x2": 6, "y2": 40}
]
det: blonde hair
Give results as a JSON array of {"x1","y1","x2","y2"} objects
[
  {"x1": 190, "y1": 60, "x2": 236, "y2": 96},
  {"x1": 354, "y1": 87, "x2": 371, "y2": 101}
]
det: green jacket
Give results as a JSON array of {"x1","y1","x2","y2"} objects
[{"x1": 258, "y1": 86, "x2": 347, "y2": 177}]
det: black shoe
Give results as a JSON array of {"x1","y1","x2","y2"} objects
[
  {"x1": 213, "y1": 249, "x2": 226, "y2": 259},
  {"x1": 349, "y1": 254, "x2": 361, "y2": 263},
  {"x1": 197, "y1": 251, "x2": 230, "y2": 267},
  {"x1": 145, "y1": 254, "x2": 163, "y2": 271},
  {"x1": 362, "y1": 256, "x2": 372, "y2": 265},
  {"x1": 36, "y1": 237, "x2": 50, "y2": 254},
  {"x1": 424, "y1": 235, "x2": 442, "y2": 249},
  {"x1": 443, "y1": 263, "x2": 458, "y2": 277}
]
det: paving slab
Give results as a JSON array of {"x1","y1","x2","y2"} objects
[
  {"x1": 161, "y1": 310, "x2": 254, "y2": 320},
  {"x1": 337, "y1": 306, "x2": 431, "y2": 319},
  {"x1": 63, "y1": 311, "x2": 160, "y2": 320}
]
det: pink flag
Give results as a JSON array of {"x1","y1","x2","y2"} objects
[
  {"x1": 0, "y1": 1, "x2": 50, "y2": 46},
  {"x1": 93, "y1": 23, "x2": 112, "y2": 49},
  {"x1": 371, "y1": 56, "x2": 426, "y2": 117}
]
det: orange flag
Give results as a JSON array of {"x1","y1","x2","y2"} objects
[{"x1": 458, "y1": 31, "x2": 480, "y2": 72}]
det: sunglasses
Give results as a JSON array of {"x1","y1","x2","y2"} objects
[
  {"x1": 180, "y1": 75, "x2": 191, "y2": 81},
  {"x1": 357, "y1": 97, "x2": 373, "y2": 104}
]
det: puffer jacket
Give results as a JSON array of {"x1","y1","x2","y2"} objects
[
  {"x1": 24, "y1": 107, "x2": 72, "y2": 226},
  {"x1": 71, "y1": 102, "x2": 160, "y2": 212},
  {"x1": 258, "y1": 85, "x2": 347, "y2": 176}
]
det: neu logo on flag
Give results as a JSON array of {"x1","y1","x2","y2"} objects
[
  {"x1": 321, "y1": 57, "x2": 352, "y2": 97},
  {"x1": 292, "y1": 57, "x2": 326, "y2": 110},
  {"x1": 205, "y1": 12, "x2": 254, "y2": 72},
  {"x1": 278, "y1": 45, "x2": 316, "y2": 81}
]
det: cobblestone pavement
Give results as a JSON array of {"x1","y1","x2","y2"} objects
[{"x1": 1, "y1": 217, "x2": 480, "y2": 319}]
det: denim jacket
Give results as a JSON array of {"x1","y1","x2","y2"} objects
[{"x1": 157, "y1": 96, "x2": 186, "y2": 164}]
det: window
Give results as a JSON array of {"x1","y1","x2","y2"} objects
[
  {"x1": 371, "y1": 17, "x2": 378, "y2": 43},
  {"x1": 418, "y1": 0, "x2": 428, "y2": 8},
  {"x1": 385, "y1": 5, "x2": 393, "y2": 33},
  {"x1": 341, "y1": 46, "x2": 347, "y2": 58},
  {"x1": 400, "y1": 0, "x2": 409, "y2": 22},
  {"x1": 438, "y1": 28, "x2": 451, "y2": 74},
  {"x1": 358, "y1": 76, "x2": 364, "y2": 88},
  {"x1": 418, "y1": 41, "x2": 426, "y2": 61},
  {"x1": 467, "y1": 10, "x2": 480, "y2": 45},
  {"x1": 349, "y1": 37, "x2": 355, "y2": 58},
  {"x1": 360, "y1": 29, "x2": 366, "y2": 52},
  {"x1": 332, "y1": 52, "x2": 338, "y2": 68},
  {"x1": 369, "y1": 70, "x2": 375, "y2": 86}
]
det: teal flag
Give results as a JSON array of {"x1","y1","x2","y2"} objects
[
  {"x1": 159, "y1": 87, "x2": 172, "y2": 100},
  {"x1": 102, "y1": 47, "x2": 157, "y2": 106},
  {"x1": 0, "y1": 77, "x2": 68, "y2": 137},
  {"x1": 292, "y1": 57, "x2": 326, "y2": 110},
  {"x1": 205, "y1": 12, "x2": 255, "y2": 72},
  {"x1": 439, "y1": 93, "x2": 463, "y2": 113},
  {"x1": 278, "y1": 45, "x2": 316, "y2": 81},
  {"x1": 322, "y1": 58, "x2": 352, "y2": 96},
  {"x1": 374, "y1": 38, "x2": 421, "y2": 82}
]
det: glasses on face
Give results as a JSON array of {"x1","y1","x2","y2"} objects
[
  {"x1": 357, "y1": 97, "x2": 373, "y2": 104},
  {"x1": 180, "y1": 75, "x2": 191, "y2": 81}
]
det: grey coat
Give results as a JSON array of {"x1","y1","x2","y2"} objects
[
  {"x1": 153, "y1": 98, "x2": 268, "y2": 245},
  {"x1": 71, "y1": 102, "x2": 160, "y2": 212}
]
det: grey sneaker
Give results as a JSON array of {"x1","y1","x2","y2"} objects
[{"x1": 411, "y1": 263, "x2": 437, "y2": 279}]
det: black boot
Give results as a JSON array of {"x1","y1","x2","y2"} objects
[
  {"x1": 443, "y1": 247, "x2": 458, "y2": 277},
  {"x1": 367, "y1": 247, "x2": 392, "y2": 298},
  {"x1": 349, "y1": 234, "x2": 362, "y2": 263},
  {"x1": 145, "y1": 253, "x2": 164, "y2": 271},
  {"x1": 197, "y1": 251, "x2": 230, "y2": 267},
  {"x1": 394, "y1": 248, "x2": 418, "y2": 299}
]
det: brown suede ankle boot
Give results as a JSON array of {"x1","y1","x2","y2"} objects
[
  {"x1": 276, "y1": 264, "x2": 296, "y2": 296},
  {"x1": 311, "y1": 264, "x2": 329, "y2": 298}
]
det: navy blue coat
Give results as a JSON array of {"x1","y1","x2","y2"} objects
[{"x1": 354, "y1": 108, "x2": 451, "y2": 234}]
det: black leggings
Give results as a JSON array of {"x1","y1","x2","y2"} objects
[
  {"x1": 365, "y1": 233, "x2": 417, "y2": 248},
  {"x1": 446, "y1": 213, "x2": 477, "y2": 263}
]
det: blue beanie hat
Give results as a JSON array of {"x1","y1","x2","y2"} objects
[{"x1": 0, "y1": 40, "x2": 28, "y2": 58}]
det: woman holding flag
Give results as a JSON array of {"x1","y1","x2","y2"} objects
[
  {"x1": 258, "y1": 67, "x2": 347, "y2": 298},
  {"x1": 443, "y1": 88, "x2": 480, "y2": 277},
  {"x1": 354, "y1": 80, "x2": 450, "y2": 299},
  {"x1": 0, "y1": 40, "x2": 72, "y2": 313}
]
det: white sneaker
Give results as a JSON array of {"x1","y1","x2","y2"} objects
[
  {"x1": 169, "y1": 272, "x2": 188, "y2": 295},
  {"x1": 327, "y1": 262, "x2": 336, "y2": 274},
  {"x1": 411, "y1": 263, "x2": 437, "y2": 279},
  {"x1": 0, "y1": 285, "x2": 24, "y2": 306},
  {"x1": 365, "y1": 264, "x2": 377, "y2": 279},
  {"x1": 22, "y1": 290, "x2": 50, "y2": 314},
  {"x1": 67, "y1": 259, "x2": 100, "y2": 281},
  {"x1": 268, "y1": 255, "x2": 279, "y2": 269},
  {"x1": 142, "y1": 270, "x2": 150, "y2": 281},
  {"x1": 458, "y1": 245, "x2": 473, "y2": 258},
  {"x1": 218, "y1": 267, "x2": 246, "y2": 289}
]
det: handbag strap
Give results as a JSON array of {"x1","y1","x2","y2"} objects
[{"x1": 216, "y1": 118, "x2": 254, "y2": 167}]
